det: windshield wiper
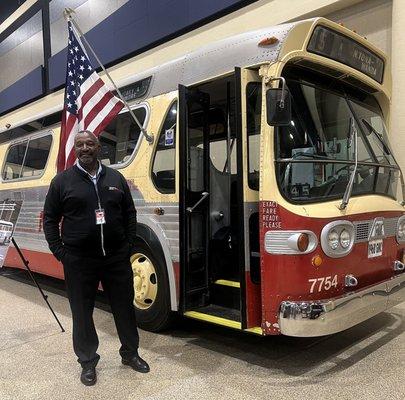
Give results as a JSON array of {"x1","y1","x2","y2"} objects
[
  {"x1": 339, "y1": 118, "x2": 358, "y2": 210},
  {"x1": 361, "y1": 118, "x2": 391, "y2": 155}
]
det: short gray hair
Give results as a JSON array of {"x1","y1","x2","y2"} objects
[{"x1": 74, "y1": 130, "x2": 99, "y2": 143}]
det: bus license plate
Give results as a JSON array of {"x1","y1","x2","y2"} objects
[{"x1": 368, "y1": 239, "x2": 383, "y2": 258}]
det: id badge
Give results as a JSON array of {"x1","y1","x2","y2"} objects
[{"x1": 95, "y1": 208, "x2": 106, "y2": 225}]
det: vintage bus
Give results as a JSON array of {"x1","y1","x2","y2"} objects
[{"x1": 0, "y1": 17, "x2": 404, "y2": 336}]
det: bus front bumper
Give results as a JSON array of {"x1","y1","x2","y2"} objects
[{"x1": 278, "y1": 273, "x2": 405, "y2": 337}]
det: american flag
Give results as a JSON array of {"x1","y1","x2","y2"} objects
[{"x1": 58, "y1": 21, "x2": 124, "y2": 171}]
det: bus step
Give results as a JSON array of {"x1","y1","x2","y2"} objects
[
  {"x1": 213, "y1": 279, "x2": 240, "y2": 288},
  {"x1": 210, "y1": 280, "x2": 240, "y2": 310},
  {"x1": 185, "y1": 286, "x2": 208, "y2": 295},
  {"x1": 189, "y1": 248, "x2": 204, "y2": 256},
  {"x1": 183, "y1": 310, "x2": 262, "y2": 335},
  {"x1": 185, "y1": 304, "x2": 240, "y2": 324},
  {"x1": 187, "y1": 266, "x2": 206, "y2": 274}
]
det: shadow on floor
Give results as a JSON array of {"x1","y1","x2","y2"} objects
[{"x1": 159, "y1": 310, "x2": 404, "y2": 382}]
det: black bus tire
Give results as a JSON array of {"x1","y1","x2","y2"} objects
[{"x1": 130, "y1": 241, "x2": 173, "y2": 332}]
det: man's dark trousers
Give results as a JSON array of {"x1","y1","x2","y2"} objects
[{"x1": 62, "y1": 245, "x2": 139, "y2": 368}]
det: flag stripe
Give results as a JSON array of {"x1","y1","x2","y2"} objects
[
  {"x1": 86, "y1": 95, "x2": 119, "y2": 132},
  {"x1": 93, "y1": 101, "x2": 125, "y2": 136},
  {"x1": 64, "y1": 116, "x2": 78, "y2": 160},
  {"x1": 57, "y1": 109, "x2": 68, "y2": 171},
  {"x1": 64, "y1": 112, "x2": 77, "y2": 140},
  {"x1": 77, "y1": 76, "x2": 105, "y2": 120},
  {"x1": 80, "y1": 71, "x2": 99, "y2": 95},
  {"x1": 80, "y1": 85, "x2": 112, "y2": 124},
  {"x1": 84, "y1": 91, "x2": 114, "y2": 129}
]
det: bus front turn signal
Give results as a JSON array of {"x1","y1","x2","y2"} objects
[
  {"x1": 311, "y1": 255, "x2": 323, "y2": 267},
  {"x1": 297, "y1": 233, "x2": 309, "y2": 252}
]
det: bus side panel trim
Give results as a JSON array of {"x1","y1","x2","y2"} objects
[{"x1": 137, "y1": 216, "x2": 178, "y2": 311}]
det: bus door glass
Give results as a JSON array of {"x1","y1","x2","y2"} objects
[
  {"x1": 179, "y1": 85, "x2": 211, "y2": 311},
  {"x1": 235, "y1": 68, "x2": 262, "y2": 329}
]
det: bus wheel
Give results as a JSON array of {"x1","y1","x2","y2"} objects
[{"x1": 130, "y1": 243, "x2": 172, "y2": 332}]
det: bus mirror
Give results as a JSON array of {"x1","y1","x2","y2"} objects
[{"x1": 266, "y1": 88, "x2": 291, "y2": 126}]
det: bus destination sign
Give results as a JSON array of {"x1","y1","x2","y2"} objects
[
  {"x1": 307, "y1": 26, "x2": 384, "y2": 83},
  {"x1": 114, "y1": 76, "x2": 152, "y2": 102}
]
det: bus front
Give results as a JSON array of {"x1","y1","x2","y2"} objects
[{"x1": 260, "y1": 19, "x2": 405, "y2": 336}]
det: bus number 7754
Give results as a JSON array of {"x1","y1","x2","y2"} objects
[{"x1": 308, "y1": 275, "x2": 338, "y2": 294}]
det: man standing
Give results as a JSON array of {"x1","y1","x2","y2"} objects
[{"x1": 44, "y1": 130, "x2": 149, "y2": 386}]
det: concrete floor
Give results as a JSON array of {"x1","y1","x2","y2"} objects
[{"x1": 0, "y1": 268, "x2": 404, "y2": 400}]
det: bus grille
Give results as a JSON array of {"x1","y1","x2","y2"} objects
[
  {"x1": 354, "y1": 221, "x2": 372, "y2": 242},
  {"x1": 354, "y1": 217, "x2": 398, "y2": 243}
]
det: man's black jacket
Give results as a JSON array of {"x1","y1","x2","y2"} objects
[{"x1": 43, "y1": 164, "x2": 137, "y2": 260}]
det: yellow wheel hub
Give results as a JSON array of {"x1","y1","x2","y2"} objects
[{"x1": 131, "y1": 252, "x2": 158, "y2": 310}]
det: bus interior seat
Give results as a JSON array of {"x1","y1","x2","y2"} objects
[
  {"x1": 3, "y1": 165, "x2": 15, "y2": 180},
  {"x1": 189, "y1": 145, "x2": 204, "y2": 190},
  {"x1": 358, "y1": 171, "x2": 392, "y2": 196},
  {"x1": 153, "y1": 170, "x2": 175, "y2": 190},
  {"x1": 209, "y1": 159, "x2": 231, "y2": 234},
  {"x1": 248, "y1": 171, "x2": 259, "y2": 190}
]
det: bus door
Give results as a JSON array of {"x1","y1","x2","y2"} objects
[
  {"x1": 179, "y1": 72, "x2": 262, "y2": 330},
  {"x1": 235, "y1": 67, "x2": 262, "y2": 329},
  {"x1": 179, "y1": 85, "x2": 211, "y2": 311}
]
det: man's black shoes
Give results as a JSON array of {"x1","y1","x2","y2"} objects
[
  {"x1": 79, "y1": 356, "x2": 149, "y2": 384},
  {"x1": 80, "y1": 366, "x2": 97, "y2": 386},
  {"x1": 122, "y1": 355, "x2": 150, "y2": 373}
]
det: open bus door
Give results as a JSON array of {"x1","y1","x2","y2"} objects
[
  {"x1": 179, "y1": 85, "x2": 211, "y2": 311},
  {"x1": 179, "y1": 72, "x2": 262, "y2": 332},
  {"x1": 235, "y1": 67, "x2": 262, "y2": 329}
]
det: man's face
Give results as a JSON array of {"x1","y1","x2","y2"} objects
[{"x1": 74, "y1": 132, "x2": 100, "y2": 167}]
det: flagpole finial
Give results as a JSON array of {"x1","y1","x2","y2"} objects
[{"x1": 63, "y1": 8, "x2": 76, "y2": 21}]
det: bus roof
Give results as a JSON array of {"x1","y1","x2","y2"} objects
[{"x1": 0, "y1": 17, "x2": 390, "y2": 134}]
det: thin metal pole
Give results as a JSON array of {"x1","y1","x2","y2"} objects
[
  {"x1": 41, "y1": 0, "x2": 51, "y2": 94},
  {"x1": 63, "y1": 8, "x2": 153, "y2": 144},
  {"x1": 11, "y1": 238, "x2": 65, "y2": 333}
]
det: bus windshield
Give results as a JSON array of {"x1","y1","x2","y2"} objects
[{"x1": 275, "y1": 77, "x2": 401, "y2": 203}]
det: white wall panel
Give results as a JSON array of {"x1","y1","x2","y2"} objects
[
  {"x1": 0, "y1": 0, "x2": 129, "y2": 92},
  {"x1": 0, "y1": 11, "x2": 43, "y2": 93},
  {"x1": 50, "y1": 0, "x2": 129, "y2": 56},
  {"x1": 325, "y1": 1, "x2": 405, "y2": 173},
  {"x1": 326, "y1": 0, "x2": 392, "y2": 58},
  {"x1": 391, "y1": 0, "x2": 405, "y2": 172}
]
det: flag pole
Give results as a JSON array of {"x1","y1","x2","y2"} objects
[{"x1": 63, "y1": 8, "x2": 154, "y2": 144}]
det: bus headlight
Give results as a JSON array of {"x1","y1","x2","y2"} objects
[
  {"x1": 327, "y1": 230, "x2": 339, "y2": 250},
  {"x1": 340, "y1": 229, "x2": 351, "y2": 249},
  {"x1": 397, "y1": 216, "x2": 405, "y2": 243},
  {"x1": 321, "y1": 221, "x2": 355, "y2": 258},
  {"x1": 398, "y1": 224, "x2": 404, "y2": 239}
]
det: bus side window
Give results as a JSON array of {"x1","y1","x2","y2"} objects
[
  {"x1": 99, "y1": 106, "x2": 147, "y2": 166},
  {"x1": 22, "y1": 135, "x2": 53, "y2": 177},
  {"x1": 247, "y1": 82, "x2": 262, "y2": 191},
  {"x1": 2, "y1": 141, "x2": 28, "y2": 180},
  {"x1": 152, "y1": 101, "x2": 177, "y2": 193},
  {"x1": 2, "y1": 134, "x2": 52, "y2": 181}
]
